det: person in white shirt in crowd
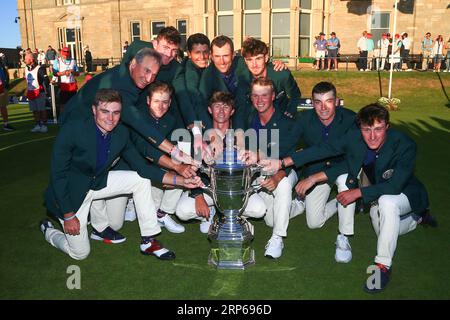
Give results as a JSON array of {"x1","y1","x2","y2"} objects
[
  {"x1": 401, "y1": 33, "x2": 413, "y2": 71},
  {"x1": 366, "y1": 33, "x2": 375, "y2": 71},
  {"x1": 357, "y1": 31, "x2": 368, "y2": 71},
  {"x1": 421, "y1": 32, "x2": 433, "y2": 71},
  {"x1": 24, "y1": 52, "x2": 49, "y2": 133},
  {"x1": 377, "y1": 33, "x2": 390, "y2": 71},
  {"x1": 432, "y1": 35, "x2": 444, "y2": 72},
  {"x1": 390, "y1": 34, "x2": 402, "y2": 72},
  {"x1": 37, "y1": 49, "x2": 46, "y2": 66}
]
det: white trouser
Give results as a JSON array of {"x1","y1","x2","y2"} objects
[
  {"x1": 44, "y1": 171, "x2": 160, "y2": 260},
  {"x1": 176, "y1": 191, "x2": 266, "y2": 221},
  {"x1": 90, "y1": 185, "x2": 183, "y2": 229},
  {"x1": 378, "y1": 51, "x2": 388, "y2": 70},
  {"x1": 369, "y1": 193, "x2": 418, "y2": 267},
  {"x1": 304, "y1": 173, "x2": 355, "y2": 235},
  {"x1": 258, "y1": 170, "x2": 298, "y2": 237},
  {"x1": 151, "y1": 186, "x2": 183, "y2": 214}
]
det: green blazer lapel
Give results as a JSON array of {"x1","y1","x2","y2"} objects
[
  {"x1": 103, "y1": 128, "x2": 123, "y2": 173},
  {"x1": 374, "y1": 130, "x2": 395, "y2": 182},
  {"x1": 85, "y1": 119, "x2": 98, "y2": 174}
]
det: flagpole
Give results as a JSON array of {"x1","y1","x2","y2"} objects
[{"x1": 388, "y1": 1, "x2": 398, "y2": 99}]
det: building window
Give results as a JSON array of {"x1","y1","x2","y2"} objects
[
  {"x1": 57, "y1": 27, "x2": 82, "y2": 63},
  {"x1": 371, "y1": 12, "x2": 390, "y2": 45},
  {"x1": 300, "y1": 0, "x2": 311, "y2": 10},
  {"x1": 57, "y1": 27, "x2": 65, "y2": 49},
  {"x1": 217, "y1": 0, "x2": 233, "y2": 39},
  {"x1": 151, "y1": 21, "x2": 166, "y2": 40},
  {"x1": 131, "y1": 22, "x2": 141, "y2": 42},
  {"x1": 204, "y1": 17, "x2": 209, "y2": 36},
  {"x1": 272, "y1": 0, "x2": 290, "y2": 9},
  {"x1": 299, "y1": 12, "x2": 311, "y2": 57},
  {"x1": 271, "y1": 7, "x2": 290, "y2": 57},
  {"x1": 177, "y1": 19, "x2": 187, "y2": 50},
  {"x1": 245, "y1": 0, "x2": 261, "y2": 10},
  {"x1": 244, "y1": 0, "x2": 261, "y2": 39},
  {"x1": 217, "y1": 0, "x2": 233, "y2": 11}
]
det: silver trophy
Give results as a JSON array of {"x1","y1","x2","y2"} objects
[{"x1": 201, "y1": 136, "x2": 261, "y2": 270}]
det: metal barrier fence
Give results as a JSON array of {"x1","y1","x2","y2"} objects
[{"x1": 273, "y1": 55, "x2": 450, "y2": 72}]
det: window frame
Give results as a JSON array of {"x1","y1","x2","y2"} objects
[
  {"x1": 271, "y1": 8, "x2": 290, "y2": 57},
  {"x1": 130, "y1": 21, "x2": 141, "y2": 42},
  {"x1": 216, "y1": 0, "x2": 234, "y2": 39},
  {"x1": 243, "y1": 0, "x2": 261, "y2": 40},
  {"x1": 151, "y1": 21, "x2": 167, "y2": 40}
]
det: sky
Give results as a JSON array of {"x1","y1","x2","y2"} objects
[{"x1": 0, "y1": 0, "x2": 22, "y2": 48}]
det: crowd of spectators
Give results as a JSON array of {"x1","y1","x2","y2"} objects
[{"x1": 312, "y1": 30, "x2": 450, "y2": 72}]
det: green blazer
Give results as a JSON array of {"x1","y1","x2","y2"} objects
[
  {"x1": 247, "y1": 108, "x2": 298, "y2": 159},
  {"x1": 129, "y1": 110, "x2": 177, "y2": 165},
  {"x1": 235, "y1": 62, "x2": 302, "y2": 130},
  {"x1": 44, "y1": 118, "x2": 166, "y2": 219},
  {"x1": 60, "y1": 40, "x2": 165, "y2": 147},
  {"x1": 292, "y1": 107, "x2": 356, "y2": 185},
  {"x1": 198, "y1": 56, "x2": 248, "y2": 129},
  {"x1": 182, "y1": 58, "x2": 207, "y2": 127},
  {"x1": 290, "y1": 127, "x2": 429, "y2": 215}
]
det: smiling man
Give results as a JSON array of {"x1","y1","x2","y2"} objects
[
  {"x1": 261, "y1": 103, "x2": 436, "y2": 292},
  {"x1": 288, "y1": 82, "x2": 356, "y2": 264},
  {"x1": 234, "y1": 37, "x2": 301, "y2": 130},
  {"x1": 247, "y1": 78, "x2": 298, "y2": 259},
  {"x1": 40, "y1": 89, "x2": 203, "y2": 261}
]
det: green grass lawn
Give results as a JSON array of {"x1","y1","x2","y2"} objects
[{"x1": 0, "y1": 72, "x2": 449, "y2": 300}]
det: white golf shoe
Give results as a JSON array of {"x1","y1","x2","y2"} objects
[{"x1": 335, "y1": 234, "x2": 352, "y2": 263}]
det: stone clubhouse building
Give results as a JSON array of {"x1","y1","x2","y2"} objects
[{"x1": 17, "y1": 0, "x2": 450, "y2": 65}]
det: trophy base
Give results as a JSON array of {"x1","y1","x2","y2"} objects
[
  {"x1": 208, "y1": 247, "x2": 255, "y2": 270},
  {"x1": 208, "y1": 218, "x2": 255, "y2": 270}
]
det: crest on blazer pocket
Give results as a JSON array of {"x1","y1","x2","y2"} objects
[
  {"x1": 382, "y1": 169, "x2": 394, "y2": 180},
  {"x1": 110, "y1": 156, "x2": 121, "y2": 167}
]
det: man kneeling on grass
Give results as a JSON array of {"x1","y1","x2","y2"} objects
[
  {"x1": 39, "y1": 89, "x2": 203, "y2": 261},
  {"x1": 261, "y1": 103, "x2": 437, "y2": 292}
]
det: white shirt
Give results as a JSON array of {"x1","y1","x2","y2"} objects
[
  {"x1": 402, "y1": 37, "x2": 411, "y2": 50},
  {"x1": 357, "y1": 36, "x2": 367, "y2": 51}
]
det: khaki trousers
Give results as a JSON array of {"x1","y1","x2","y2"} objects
[
  {"x1": 259, "y1": 170, "x2": 298, "y2": 237},
  {"x1": 44, "y1": 171, "x2": 160, "y2": 260},
  {"x1": 304, "y1": 174, "x2": 355, "y2": 235},
  {"x1": 369, "y1": 193, "x2": 417, "y2": 267}
]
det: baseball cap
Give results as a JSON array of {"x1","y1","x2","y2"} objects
[
  {"x1": 319, "y1": 32, "x2": 325, "y2": 36},
  {"x1": 330, "y1": 32, "x2": 336, "y2": 36},
  {"x1": 61, "y1": 46, "x2": 70, "y2": 52}
]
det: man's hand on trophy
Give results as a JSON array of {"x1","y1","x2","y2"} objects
[
  {"x1": 238, "y1": 149, "x2": 258, "y2": 165},
  {"x1": 193, "y1": 132, "x2": 204, "y2": 162},
  {"x1": 259, "y1": 158, "x2": 281, "y2": 174},
  {"x1": 174, "y1": 163, "x2": 198, "y2": 178},
  {"x1": 202, "y1": 142, "x2": 216, "y2": 165},
  {"x1": 182, "y1": 176, "x2": 204, "y2": 189},
  {"x1": 195, "y1": 194, "x2": 211, "y2": 219}
]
